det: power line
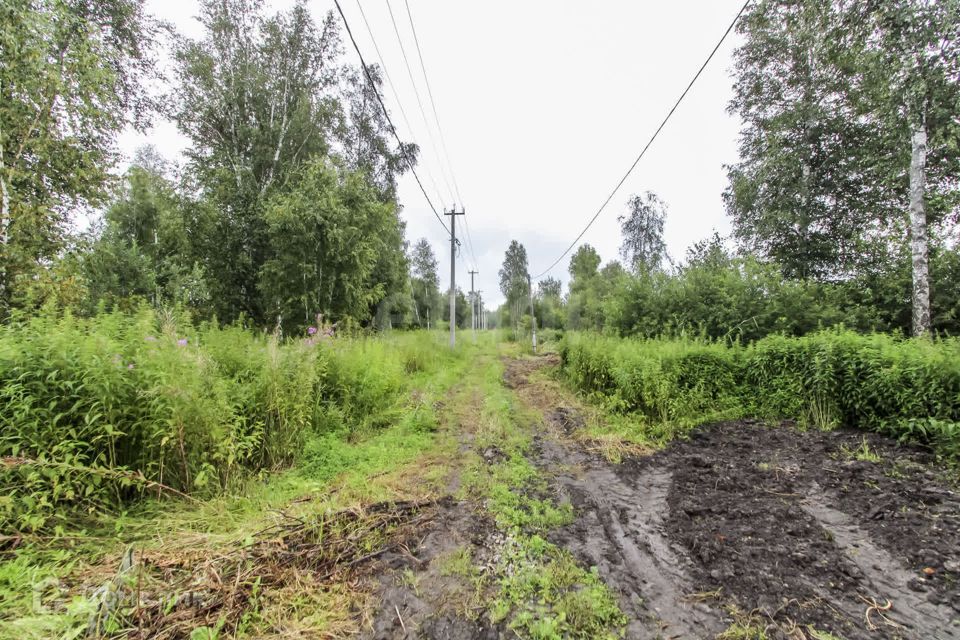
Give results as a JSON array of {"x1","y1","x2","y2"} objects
[
  {"x1": 385, "y1": 0, "x2": 458, "y2": 205},
  {"x1": 399, "y1": 0, "x2": 477, "y2": 268},
  {"x1": 354, "y1": 0, "x2": 447, "y2": 209},
  {"x1": 461, "y1": 210, "x2": 480, "y2": 271},
  {"x1": 333, "y1": 0, "x2": 449, "y2": 234},
  {"x1": 531, "y1": 0, "x2": 751, "y2": 280},
  {"x1": 403, "y1": 0, "x2": 465, "y2": 206}
]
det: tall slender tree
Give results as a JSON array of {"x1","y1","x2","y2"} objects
[
  {"x1": 850, "y1": 0, "x2": 960, "y2": 335},
  {"x1": 409, "y1": 238, "x2": 440, "y2": 327},
  {"x1": 498, "y1": 240, "x2": 529, "y2": 333},
  {"x1": 619, "y1": 192, "x2": 668, "y2": 274},
  {"x1": 337, "y1": 64, "x2": 418, "y2": 198}
]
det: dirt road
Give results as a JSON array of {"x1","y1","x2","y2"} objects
[{"x1": 359, "y1": 354, "x2": 960, "y2": 639}]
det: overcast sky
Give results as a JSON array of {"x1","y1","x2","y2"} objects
[{"x1": 119, "y1": 0, "x2": 746, "y2": 308}]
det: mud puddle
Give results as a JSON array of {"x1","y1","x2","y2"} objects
[{"x1": 506, "y1": 355, "x2": 960, "y2": 640}]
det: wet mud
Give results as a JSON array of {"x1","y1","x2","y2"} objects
[
  {"x1": 358, "y1": 498, "x2": 501, "y2": 640},
  {"x1": 507, "y1": 356, "x2": 960, "y2": 640}
]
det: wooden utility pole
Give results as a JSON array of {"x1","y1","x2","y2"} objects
[
  {"x1": 445, "y1": 206, "x2": 465, "y2": 347},
  {"x1": 468, "y1": 270, "x2": 478, "y2": 342},
  {"x1": 527, "y1": 274, "x2": 537, "y2": 353}
]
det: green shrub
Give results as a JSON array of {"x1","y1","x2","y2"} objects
[
  {"x1": 0, "y1": 309, "x2": 447, "y2": 533},
  {"x1": 560, "y1": 330, "x2": 960, "y2": 457},
  {"x1": 560, "y1": 334, "x2": 743, "y2": 435}
]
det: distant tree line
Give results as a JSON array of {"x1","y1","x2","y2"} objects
[{"x1": 0, "y1": 0, "x2": 450, "y2": 332}]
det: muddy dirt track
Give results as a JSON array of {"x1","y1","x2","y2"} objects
[{"x1": 361, "y1": 355, "x2": 960, "y2": 639}]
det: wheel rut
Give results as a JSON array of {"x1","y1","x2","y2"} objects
[
  {"x1": 510, "y1": 357, "x2": 727, "y2": 638},
  {"x1": 801, "y1": 487, "x2": 960, "y2": 638},
  {"x1": 506, "y1": 354, "x2": 960, "y2": 640},
  {"x1": 541, "y1": 434, "x2": 726, "y2": 638}
]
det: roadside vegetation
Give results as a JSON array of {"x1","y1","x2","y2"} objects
[
  {"x1": 559, "y1": 331, "x2": 960, "y2": 458},
  {"x1": 0, "y1": 320, "x2": 471, "y2": 638},
  {"x1": 3, "y1": 0, "x2": 960, "y2": 637}
]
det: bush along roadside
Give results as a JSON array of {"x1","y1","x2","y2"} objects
[
  {"x1": 559, "y1": 330, "x2": 960, "y2": 458},
  {"x1": 0, "y1": 307, "x2": 461, "y2": 534}
]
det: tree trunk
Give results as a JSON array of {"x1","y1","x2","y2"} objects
[
  {"x1": 910, "y1": 126, "x2": 930, "y2": 337},
  {"x1": 0, "y1": 139, "x2": 8, "y2": 312}
]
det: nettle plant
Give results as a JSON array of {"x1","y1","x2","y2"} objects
[
  {"x1": 560, "y1": 330, "x2": 960, "y2": 457},
  {"x1": 0, "y1": 309, "x2": 324, "y2": 533}
]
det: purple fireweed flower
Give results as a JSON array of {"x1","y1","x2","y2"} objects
[
  {"x1": 127, "y1": 363, "x2": 135, "y2": 370},
  {"x1": 307, "y1": 326, "x2": 318, "y2": 335},
  {"x1": 177, "y1": 338, "x2": 188, "y2": 347}
]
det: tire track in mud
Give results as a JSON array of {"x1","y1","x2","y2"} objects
[
  {"x1": 506, "y1": 356, "x2": 726, "y2": 638},
  {"x1": 801, "y1": 487, "x2": 960, "y2": 638},
  {"x1": 506, "y1": 354, "x2": 960, "y2": 640},
  {"x1": 538, "y1": 434, "x2": 726, "y2": 638}
]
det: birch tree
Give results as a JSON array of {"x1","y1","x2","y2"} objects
[
  {"x1": 173, "y1": 0, "x2": 342, "y2": 323},
  {"x1": 0, "y1": 0, "x2": 158, "y2": 314},
  {"x1": 338, "y1": 65, "x2": 418, "y2": 198},
  {"x1": 498, "y1": 240, "x2": 530, "y2": 334},
  {"x1": 619, "y1": 191, "x2": 668, "y2": 274},
  {"x1": 852, "y1": 0, "x2": 960, "y2": 336},
  {"x1": 725, "y1": 0, "x2": 884, "y2": 280},
  {"x1": 410, "y1": 238, "x2": 440, "y2": 328}
]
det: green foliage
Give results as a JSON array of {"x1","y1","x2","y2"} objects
[
  {"x1": 560, "y1": 334, "x2": 744, "y2": 443},
  {"x1": 568, "y1": 234, "x2": 960, "y2": 340},
  {"x1": 456, "y1": 352, "x2": 626, "y2": 639},
  {"x1": 259, "y1": 159, "x2": 405, "y2": 330},
  {"x1": 409, "y1": 238, "x2": 441, "y2": 328},
  {"x1": 80, "y1": 153, "x2": 211, "y2": 315},
  {"x1": 560, "y1": 331, "x2": 960, "y2": 457},
  {"x1": 725, "y1": 0, "x2": 960, "y2": 280},
  {"x1": 619, "y1": 191, "x2": 667, "y2": 274},
  {"x1": 0, "y1": 0, "x2": 160, "y2": 314},
  {"x1": 499, "y1": 240, "x2": 531, "y2": 332},
  {"x1": 492, "y1": 536, "x2": 626, "y2": 640},
  {"x1": 0, "y1": 309, "x2": 452, "y2": 534}
]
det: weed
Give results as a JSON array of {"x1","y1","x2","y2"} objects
[
  {"x1": 717, "y1": 606, "x2": 769, "y2": 639},
  {"x1": 839, "y1": 437, "x2": 882, "y2": 463},
  {"x1": 398, "y1": 568, "x2": 419, "y2": 595},
  {"x1": 438, "y1": 547, "x2": 476, "y2": 578},
  {"x1": 0, "y1": 329, "x2": 472, "y2": 638},
  {"x1": 491, "y1": 534, "x2": 626, "y2": 640},
  {"x1": 0, "y1": 311, "x2": 466, "y2": 534}
]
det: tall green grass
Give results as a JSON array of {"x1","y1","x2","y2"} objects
[
  {"x1": 559, "y1": 331, "x2": 960, "y2": 455},
  {"x1": 0, "y1": 308, "x2": 459, "y2": 533}
]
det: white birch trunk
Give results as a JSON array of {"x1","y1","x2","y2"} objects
[
  {"x1": 910, "y1": 126, "x2": 930, "y2": 337},
  {"x1": 0, "y1": 103, "x2": 9, "y2": 307}
]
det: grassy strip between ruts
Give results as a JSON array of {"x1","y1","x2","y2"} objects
[
  {"x1": 0, "y1": 332, "x2": 477, "y2": 640},
  {"x1": 456, "y1": 345, "x2": 627, "y2": 640}
]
